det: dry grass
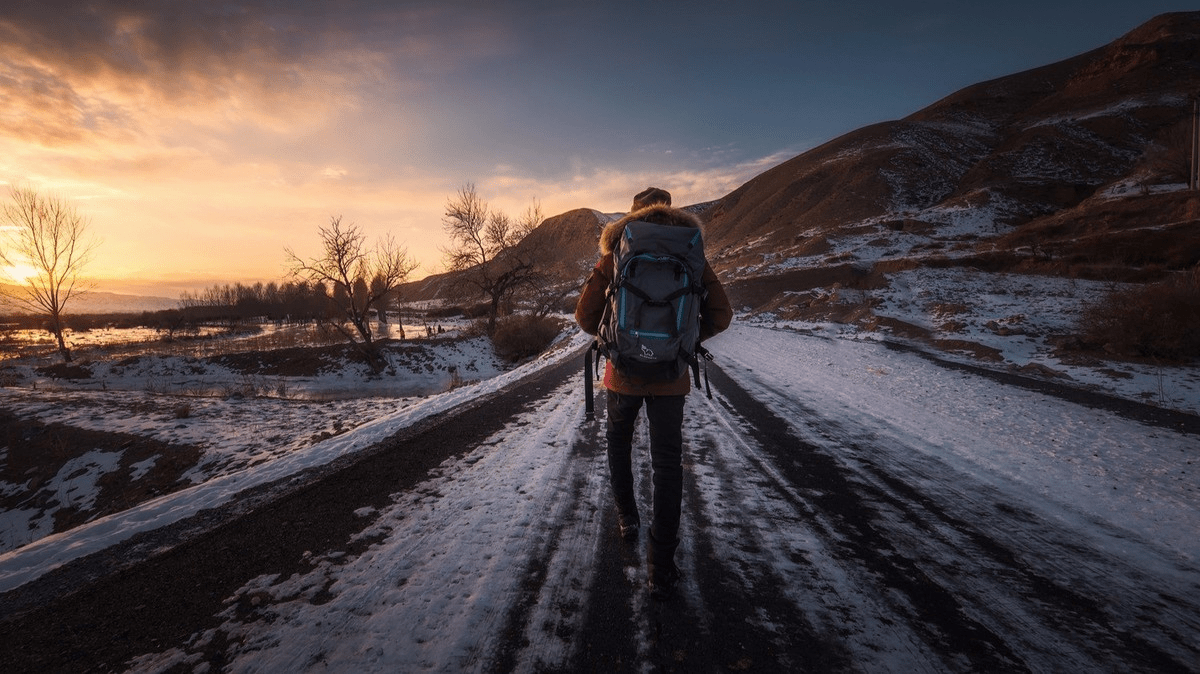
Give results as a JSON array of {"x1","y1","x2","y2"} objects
[
  {"x1": 61, "y1": 323, "x2": 346, "y2": 363},
  {"x1": 491, "y1": 314, "x2": 563, "y2": 362},
  {"x1": 1078, "y1": 267, "x2": 1200, "y2": 362}
]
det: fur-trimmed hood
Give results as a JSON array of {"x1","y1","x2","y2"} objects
[{"x1": 599, "y1": 204, "x2": 704, "y2": 255}]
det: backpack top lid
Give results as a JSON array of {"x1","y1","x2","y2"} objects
[
  {"x1": 616, "y1": 220, "x2": 705, "y2": 275},
  {"x1": 598, "y1": 202, "x2": 705, "y2": 257}
]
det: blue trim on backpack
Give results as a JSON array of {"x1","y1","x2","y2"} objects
[{"x1": 618, "y1": 287, "x2": 627, "y2": 330}]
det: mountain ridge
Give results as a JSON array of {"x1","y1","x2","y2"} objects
[
  {"x1": 701, "y1": 10, "x2": 1199, "y2": 290},
  {"x1": 0, "y1": 284, "x2": 178, "y2": 316},
  {"x1": 402, "y1": 11, "x2": 1198, "y2": 314}
]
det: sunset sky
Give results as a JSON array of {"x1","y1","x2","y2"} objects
[{"x1": 0, "y1": 1, "x2": 1186, "y2": 298}]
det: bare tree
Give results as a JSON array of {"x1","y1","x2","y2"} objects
[
  {"x1": 285, "y1": 216, "x2": 419, "y2": 361},
  {"x1": 0, "y1": 187, "x2": 99, "y2": 363},
  {"x1": 441, "y1": 183, "x2": 545, "y2": 333}
]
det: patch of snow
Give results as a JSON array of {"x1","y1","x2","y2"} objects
[
  {"x1": 1025, "y1": 94, "x2": 1187, "y2": 130},
  {"x1": 50, "y1": 450, "x2": 123, "y2": 513},
  {"x1": 1097, "y1": 181, "x2": 1190, "y2": 200},
  {"x1": 129, "y1": 456, "x2": 158, "y2": 481},
  {"x1": 590, "y1": 209, "x2": 624, "y2": 223},
  {"x1": 1, "y1": 449, "x2": 125, "y2": 551}
]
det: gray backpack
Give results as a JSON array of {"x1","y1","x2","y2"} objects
[{"x1": 597, "y1": 220, "x2": 708, "y2": 382}]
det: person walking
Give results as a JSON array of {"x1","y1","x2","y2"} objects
[{"x1": 575, "y1": 187, "x2": 732, "y2": 600}]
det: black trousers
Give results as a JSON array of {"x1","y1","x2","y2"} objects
[{"x1": 605, "y1": 390, "x2": 686, "y2": 575}]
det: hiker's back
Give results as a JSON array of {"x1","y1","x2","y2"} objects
[{"x1": 598, "y1": 219, "x2": 707, "y2": 382}]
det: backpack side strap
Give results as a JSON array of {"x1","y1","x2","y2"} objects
[{"x1": 693, "y1": 343, "x2": 714, "y2": 399}]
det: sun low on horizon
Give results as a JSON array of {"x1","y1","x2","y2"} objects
[
  {"x1": 1, "y1": 262, "x2": 39, "y2": 285},
  {"x1": 0, "y1": 1, "x2": 1179, "y2": 299}
]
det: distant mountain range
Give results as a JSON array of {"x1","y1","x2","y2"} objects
[
  {"x1": 0, "y1": 284, "x2": 178, "y2": 315},
  {"x1": 403, "y1": 11, "x2": 1200, "y2": 312}
]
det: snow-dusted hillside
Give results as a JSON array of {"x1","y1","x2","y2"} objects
[{"x1": 697, "y1": 10, "x2": 1200, "y2": 379}]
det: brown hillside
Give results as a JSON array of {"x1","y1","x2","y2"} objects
[
  {"x1": 984, "y1": 190, "x2": 1200, "y2": 281},
  {"x1": 701, "y1": 10, "x2": 1200, "y2": 295},
  {"x1": 399, "y1": 208, "x2": 606, "y2": 303},
  {"x1": 518, "y1": 207, "x2": 608, "y2": 281}
]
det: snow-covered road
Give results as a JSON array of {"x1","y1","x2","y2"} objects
[
  {"x1": 690, "y1": 329, "x2": 1200, "y2": 671},
  {"x1": 123, "y1": 325, "x2": 1200, "y2": 672},
  {"x1": 3, "y1": 325, "x2": 1198, "y2": 672}
]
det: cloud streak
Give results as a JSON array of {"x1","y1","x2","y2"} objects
[{"x1": 1, "y1": 2, "x2": 363, "y2": 145}]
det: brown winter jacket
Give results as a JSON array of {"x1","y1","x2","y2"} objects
[{"x1": 575, "y1": 204, "x2": 733, "y2": 396}]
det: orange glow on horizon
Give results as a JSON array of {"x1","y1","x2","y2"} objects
[{"x1": 0, "y1": 3, "x2": 780, "y2": 298}]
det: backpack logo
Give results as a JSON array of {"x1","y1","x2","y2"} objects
[{"x1": 597, "y1": 220, "x2": 707, "y2": 382}]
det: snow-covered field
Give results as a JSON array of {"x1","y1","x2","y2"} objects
[
  {"x1": 720, "y1": 325, "x2": 1199, "y2": 564},
  {"x1": 750, "y1": 267, "x2": 1200, "y2": 415},
  {"x1": 0, "y1": 327, "x2": 570, "y2": 580}
]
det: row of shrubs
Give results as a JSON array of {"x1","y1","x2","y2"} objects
[
  {"x1": 1079, "y1": 267, "x2": 1200, "y2": 362},
  {"x1": 426, "y1": 294, "x2": 579, "y2": 321},
  {"x1": 490, "y1": 314, "x2": 565, "y2": 362}
]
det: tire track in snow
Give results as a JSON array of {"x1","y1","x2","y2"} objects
[
  {"x1": 706, "y1": 353, "x2": 1200, "y2": 673},
  {"x1": 837, "y1": 436, "x2": 1200, "y2": 674},
  {"x1": 562, "y1": 388, "x2": 771, "y2": 673},
  {"x1": 553, "y1": 391, "x2": 658, "y2": 673},
  {"x1": 564, "y1": 381, "x2": 871, "y2": 672},
  {"x1": 490, "y1": 391, "x2": 612, "y2": 673},
  {"x1": 682, "y1": 375, "x2": 952, "y2": 672}
]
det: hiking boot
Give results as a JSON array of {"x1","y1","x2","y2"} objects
[
  {"x1": 618, "y1": 513, "x2": 640, "y2": 541},
  {"x1": 648, "y1": 564, "x2": 680, "y2": 601}
]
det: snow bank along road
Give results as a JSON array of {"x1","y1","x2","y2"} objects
[{"x1": 1, "y1": 325, "x2": 1198, "y2": 672}]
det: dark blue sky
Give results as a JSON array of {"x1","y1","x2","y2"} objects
[{"x1": 438, "y1": 0, "x2": 1187, "y2": 178}]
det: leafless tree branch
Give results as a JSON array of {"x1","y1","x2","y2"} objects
[
  {"x1": 285, "y1": 216, "x2": 419, "y2": 361},
  {"x1": 440, "y1": 184, "x2": 546, "y2": 333},
  {"x1": 0, "y1": 187, "x2": 99, "y2": 362}
]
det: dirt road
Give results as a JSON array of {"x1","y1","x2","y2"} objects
[{"x1": 1, "y1": 349, "x2": 1197, "y2": 672}]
